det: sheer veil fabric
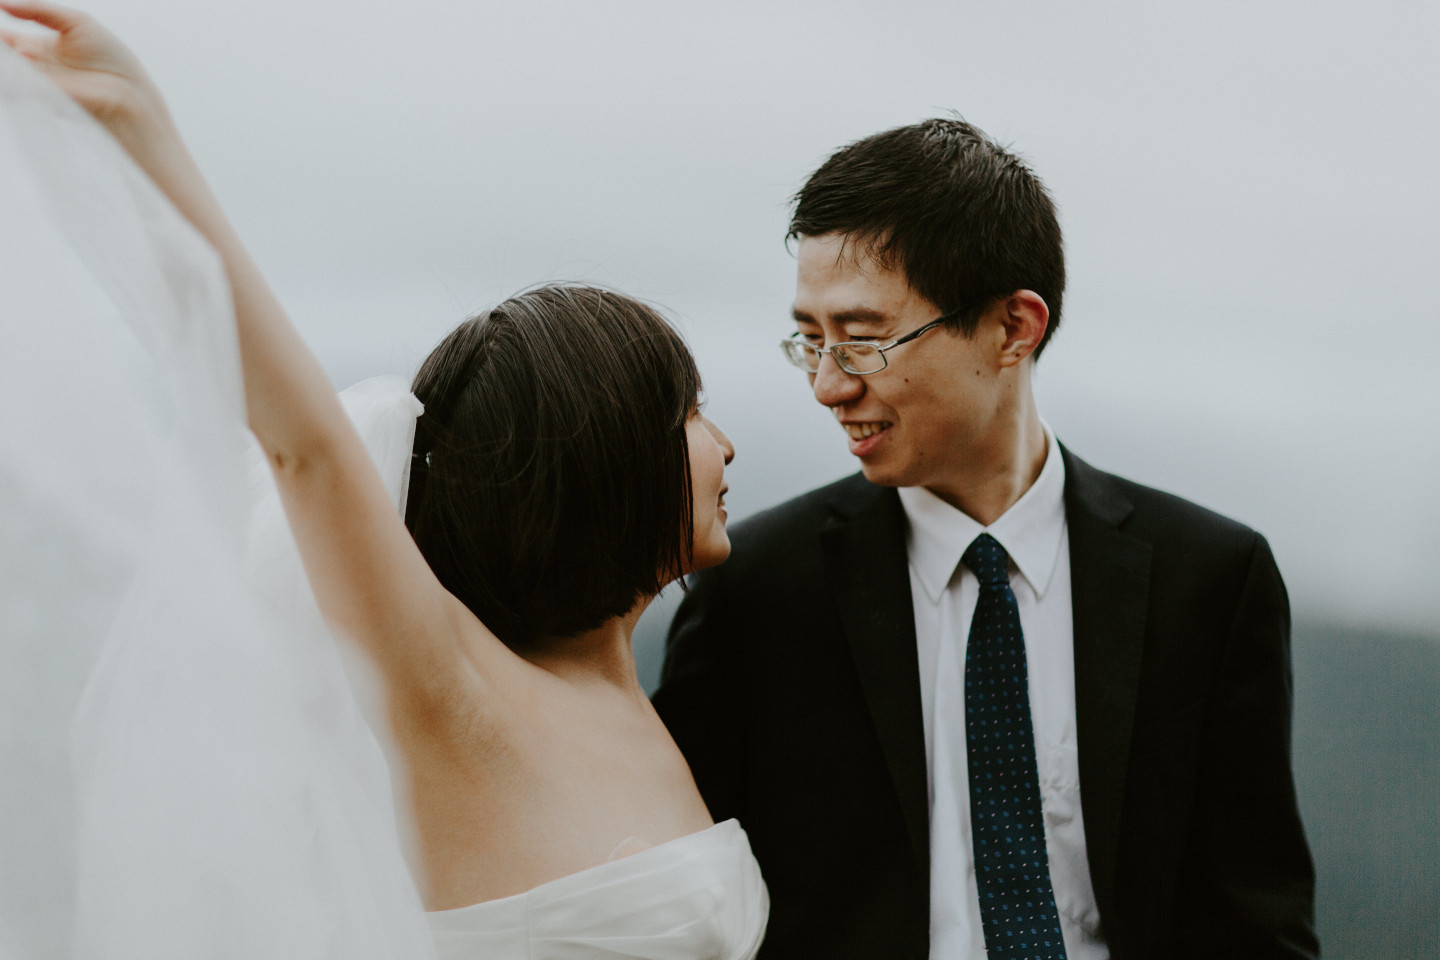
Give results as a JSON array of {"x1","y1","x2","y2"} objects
[
  {"x1": 0, "y1": 45, "x2": 435, "y2": 960},
  {"x1": 0, "y1": 46, "x2": 770, "y2": 960}
]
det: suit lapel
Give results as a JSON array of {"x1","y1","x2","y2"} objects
[
  {"x1": 820, "y1": 478, "x2": 930, "y2": 876},
  {"x1": 1062, "y1": 446, "x2": 1150, "y2": 920}
]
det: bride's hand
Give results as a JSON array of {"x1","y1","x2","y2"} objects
[{"x1": 0, "y1": 1, "x2": 177, "y2": 157}]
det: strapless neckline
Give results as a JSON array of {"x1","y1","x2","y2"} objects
[
  {"x1": 428, "y1": 819, "x2": 739, "y2": 916},
  {"x1": 424, "y1": 817, "x2": 768, "y2": 960}
]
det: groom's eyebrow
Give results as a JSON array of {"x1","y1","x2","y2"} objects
[
  {"x1": 833, "y1": 308, "x2": 890, "y2": 327},
  {"x1": 791, "y1": 307, "x2": 891, "y2": 327}
]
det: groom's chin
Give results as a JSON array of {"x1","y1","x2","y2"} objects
[{"x1": 857, "y1": 457, "x2": 908, "y2": 489}]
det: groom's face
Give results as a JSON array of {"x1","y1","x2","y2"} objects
[{"x1": 791, "y1": 232, "x2": 1006, "y2": 493}]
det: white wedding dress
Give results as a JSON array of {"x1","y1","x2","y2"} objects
[
  {"x1": 0, "y1": 44, "x2": 765, "y2": 960},
  {"x1": 427, "y1": 820, "x2": 766, "y2": 960}
]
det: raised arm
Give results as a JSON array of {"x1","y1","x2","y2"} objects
[{"x1": 1, "y1": 2, "x2": 497, "y2": 713}]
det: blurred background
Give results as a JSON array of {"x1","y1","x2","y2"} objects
[{"x1": 13, "y1": 0, "x2": 1440, "y2": 954}]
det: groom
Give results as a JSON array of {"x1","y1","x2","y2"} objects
[{"x1": 653, "y1": 119, "x2": 1317, "y2": 959}]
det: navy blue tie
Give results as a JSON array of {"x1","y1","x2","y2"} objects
[{"x1": 963, "y1": 533, "x2": 1067, "y2": 959}]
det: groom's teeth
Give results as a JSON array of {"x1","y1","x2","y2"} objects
[{"x1": 844, "y1": 422, "x2": 891, "y2": 439}]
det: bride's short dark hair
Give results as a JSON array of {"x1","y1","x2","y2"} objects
[{"x1": 404, "y1": 284, "x2": 700, "y2": 649}]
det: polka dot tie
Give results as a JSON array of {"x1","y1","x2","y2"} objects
[{"x1": 963, "y1": 533, "x2": 1068, "y2": 960}]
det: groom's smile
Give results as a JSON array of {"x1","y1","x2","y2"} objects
[{"x1": 839, "y1": 417, "x2": 893, "y2": 456}]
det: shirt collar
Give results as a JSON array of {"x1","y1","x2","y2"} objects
[{"x1": 898, "y1": 426, "x2": 1067, "y2": 604}]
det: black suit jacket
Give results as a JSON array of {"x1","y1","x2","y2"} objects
[{"x1": 653, "y1": 447, "x2": 1317, "y2": 959}]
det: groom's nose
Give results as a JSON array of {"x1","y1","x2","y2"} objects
[{"x1": 810, "y1": 353, "x2": 865, "y2": 409}]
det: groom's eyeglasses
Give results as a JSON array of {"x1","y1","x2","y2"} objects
[{"x1": 779, "y1": 304, "x2": 972, "y2": 376}]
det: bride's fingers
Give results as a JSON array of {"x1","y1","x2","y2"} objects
[
  {"x1": 0, "y1": 27, "x2": 53, "y2": 59},
  {"x1": 0, "y1": 0, "x2": 86, "y2": 34},
  {"x1": 2, "y1": 3, "x2": 162, "y2": 135},
  {"x1": 2, "y1": 5, "x2": 148, "y2": 87}
]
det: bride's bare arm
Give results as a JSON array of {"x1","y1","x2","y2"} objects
[{"x1": 2, "y1": 2, "x2": 500, "y2": 715}]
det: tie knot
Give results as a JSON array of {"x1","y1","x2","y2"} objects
[{"x1": 962, "y1": 533, "x2": 1010, "y2": 587}]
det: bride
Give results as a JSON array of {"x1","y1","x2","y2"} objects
[{"x1": 0, "y1": 3, "x2": 766, "y2": 958}]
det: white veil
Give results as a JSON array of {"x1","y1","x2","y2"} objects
[{"x1": 0, "y1": 45, "x2": 433, "y2": 960}]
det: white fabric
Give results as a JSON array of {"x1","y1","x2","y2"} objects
[
  {"x1": 0, "y1": 45, "x2": 434, "y2": 960},
  {"x1": 898, "y1": 427, "x2": 1107, "y2": 960},
  {"x1": 426, "y1": 820, "x2": 768, "y2": 960}
]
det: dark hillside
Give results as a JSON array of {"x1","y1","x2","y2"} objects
[{"x1": 1292, "y1": 623, "x2": 1440, "y2": 958}]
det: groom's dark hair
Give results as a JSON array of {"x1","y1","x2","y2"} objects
[
  {"x1": 789, "y1": 116, "x2": 1066, "y2": 359},
  {"x1": 404, "y1": 284, "x2": 700, "y2": 648}
]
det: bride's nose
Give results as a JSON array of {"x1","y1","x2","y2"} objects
[{"x1": 703, "y1": 417, "x2": 734, "y2": 466}]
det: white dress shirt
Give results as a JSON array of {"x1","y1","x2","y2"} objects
[{"x1": 898, "y1": 428, "x2": 1107, "y2": 960}]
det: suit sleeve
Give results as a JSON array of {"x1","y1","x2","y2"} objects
[
  {"x1": 1177, "y1": 532, "x2": 1319, "y2": 958},
  {"x1": 651, "y1": 563, "x2": 747, "y2": 824}
]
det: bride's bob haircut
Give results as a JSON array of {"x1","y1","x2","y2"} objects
[{"x1": 404, "y1": 284, "x2": 700, "y2": 649}]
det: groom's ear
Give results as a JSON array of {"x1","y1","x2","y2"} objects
[{"x1": 995, "y1": 290, "x2": 1049, "y2": 368}]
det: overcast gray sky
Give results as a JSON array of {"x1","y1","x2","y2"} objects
[{"x1": 38, "y1": 0, "x2": 1439, "y2": 632}]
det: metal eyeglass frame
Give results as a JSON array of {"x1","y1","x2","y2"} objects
[{"x1": 780, "y1": 304, "x2": 969, "y2": 375}]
